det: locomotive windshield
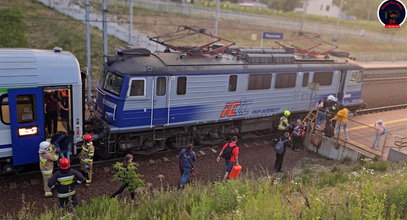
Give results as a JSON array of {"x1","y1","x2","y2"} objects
[{"x1": 103, "y1": 72, "x2": 123, "y2": 96}]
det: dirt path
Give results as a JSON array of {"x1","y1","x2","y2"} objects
[{"x1": 0, "y1": 136, "x2": 322, "y2": 216}]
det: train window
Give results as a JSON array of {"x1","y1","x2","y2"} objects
[
  {"x1": 103, "y1": 72, "x2": 123, "y2": 96},
  {"x1": 275, "y1": 73, "x2": 296, "y2": 89},
  {"x1": 248, "y1": 74, "x2": 272, "y2": 90},
  {"x1": 156, "y1": 77, "x2": 166, "y2": 96},
  {"x1": 16, "y1": 95, "x2": 35, "y2": 124},
  {"x1": 313, "y1": 72, "x2": 333, "y2": 86},
  {"x1": 0, "y1": 94, "x2": 10, "y2": 125},
  {"x1": 128, "y1": 79, "x2": 145, "y2": 97},
  {"x1": 302, "y1": 72, "x2": 309, "y2": 87},
  {"x1": 229, "y1": 75, "x2": 237, "y2": 92},
  {"x1": 177, "y1": 77, "x2": 187, "y2": 95},
  {"x1": 349, "y1": 71, "x2": 363, "y2": 84}
]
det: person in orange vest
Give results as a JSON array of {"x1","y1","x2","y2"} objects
[
  {"x1": 332, "y1": 104, "x2": 350, "y2": 140},
  {"x1": 48, "y1": 158, "x2": 85, "y2": 208},
  {"x1": 79, "y1": 134, "x2": 95, "y2": 184},
  {"x1": 38, "y1": 141, "x2": 58, "y2": 197}
]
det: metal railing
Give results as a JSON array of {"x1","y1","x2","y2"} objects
[{"x1": 308, "y1": 109, "x2": 407, "y2": 160}]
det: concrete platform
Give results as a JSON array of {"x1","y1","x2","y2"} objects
[{"x1": 309, "y1": 108, "x2": 407, "y2": 161}]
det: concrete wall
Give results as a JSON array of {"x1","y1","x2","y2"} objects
[
  {"x1": 387, "y1": 148, "x2": 407, "y2": 162},
  {"x1": 306, "y1": 133, "x2": 361, "y2": 162}
]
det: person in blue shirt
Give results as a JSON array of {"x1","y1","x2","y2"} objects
[
  {"x1": 53, "y1": 130, "x2": 74, "y2": 161},
  {"x1": 179, "y1": 143, "x2": 196, "y2": 189}
]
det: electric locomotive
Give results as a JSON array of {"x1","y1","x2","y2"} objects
[{"x1": 93, "y1": 45, "x2": 364, "y2": 158}]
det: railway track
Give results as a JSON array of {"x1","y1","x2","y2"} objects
[
  {"x1": 356, "y1": 104, "x2": 407, "y2": 115},
  {"x1": 0, "y1": 130, "x2": 275, "y2": 180}
]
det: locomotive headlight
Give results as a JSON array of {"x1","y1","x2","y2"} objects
[{"x1": 18, "y1": 126, "x2": 38, "y2": 137}]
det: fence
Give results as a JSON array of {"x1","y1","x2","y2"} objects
[{"x1": 102, "y1": 0, "x2": 407, "y2": 46}]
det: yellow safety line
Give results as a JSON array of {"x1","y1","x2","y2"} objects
[{"x1": 348, "y1": 118, "x2": 407, "y2": 131}]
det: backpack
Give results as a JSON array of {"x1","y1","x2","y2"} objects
[
  {"x1": 50, "y1": 131, "x2": 66, "y2": 144},
  {"x1": 274, "y1": 138, "x2": 287, "y2": 154},
  {"x1": 221, "y1": 143, "x2": 237, "y2": 161},
  {"x1": 381, "y1": 127, "x2": 388, "y2": 135},
  {"x1": 324, "y1": 121, "x2": 334, "y2": 138}
]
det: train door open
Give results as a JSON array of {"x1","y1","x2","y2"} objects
[
  {"x1": 43, "y1": 87, "x2": 73, "y2": 138},
  {"x1": 8, "y1": 88, "x2": 45, "y2": 166},
  {"x1": 152, "y1": 77, "x2": 168, "y2": 125}
]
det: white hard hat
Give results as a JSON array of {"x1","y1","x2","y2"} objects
[
  {"x1": 327, "y1": 95, "x2": 337, "y2": 101},
  {"x1": 38, "y1": 141, "x2": 50, "y2": 153}
]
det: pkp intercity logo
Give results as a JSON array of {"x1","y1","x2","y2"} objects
[{"x1": 378, "y1": 0, "x2": 407, "y2": 28}]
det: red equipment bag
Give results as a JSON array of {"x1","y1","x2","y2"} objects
[{"x1": 229, "y1": 164, "x2": 242, "y2": 179}]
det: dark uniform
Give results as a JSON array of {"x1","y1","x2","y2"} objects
[{"x1": 48, "y1": 168, "x2": 85, "y2": 208}]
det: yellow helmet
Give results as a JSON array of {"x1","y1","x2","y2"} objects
[{"x1": 284, "y1": 110, "x2": 291, "y2": 117}]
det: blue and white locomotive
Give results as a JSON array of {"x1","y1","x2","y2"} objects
[
  {"x1": 0, "y1": 46, "x2": 365, "y2": 172},
  {"x1": 94, "y1": 47, "x2": 363, "y2": 157}
]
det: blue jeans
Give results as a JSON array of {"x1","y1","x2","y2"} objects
[
  {"x1": 316, "y1": 111, "x2": 326, "y2": 126},
  {"x1": 60, "y1": 150, "x2": 70, "y2": 161},
  {"x1": 336, "y1": 122, "x2": 348, "y2": 138},
  {"x1": 180, "y1": 167, "x2": 191, "y2": 187},
  {"x1": 372, "y1": 134, "x2": 382, "y2": 148},
  {"x1": 225, "y1": 160, "x2": 236, "y2": 173}
]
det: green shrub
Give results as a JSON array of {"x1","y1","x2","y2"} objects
[
  {"x1": 363, "y1": 160, "x2": 389, "y2": 172},
  {"x1": 385, "y1": 183, "x2": 407, "y2": 218},
  {"x1": 113, "y1": 162, "x2": 145, "y2": 192},
  {"x1": 316, "y1": 171, "x2": 349, "y2": 187}
]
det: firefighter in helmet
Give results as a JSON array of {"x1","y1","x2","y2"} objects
[
  {"x1": 79, "y1": 134, "x2": 95, "y2": 184},
  {"x1": 39, "y1": 141, "x2": 58, "y2": 197},
  {"x1": 277, "y1": 110, "x2": 291, "y2": 136},
  {"x1": 48, "y1": 158, "x2": 85, "y2": 208}
]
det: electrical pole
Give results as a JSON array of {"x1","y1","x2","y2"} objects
[
  {"x1": 334, "y1": 0, "x2": 344, "y2": 42},
  {"x1": 85, "y1": 0, "x2": 92, "y2": 105},
  {"x1": 214, "y1": 0, "x2": 220, "y2": 35},
  {"x1": 129, "y1": 0, "x2": 133, "y2": 45},
  {"x1": 300, "y1": 0, "x2": 308, "y2": 34},
  {"x1": 102, "y1": 0, "x2": 108, "y2": 60},
  {"x1": 367, "y1": 2, "x2": 373, "y2": 21},
  {"x1": 182, "y1": 0, "x2": 186, "y2": 15}
]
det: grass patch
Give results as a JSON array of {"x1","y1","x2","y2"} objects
[
  {"x1": 2, "y1": 0, "x2": 127, "y2": 77},
  {"x1": 385, "y1": 183, "x2": 407, "y2": 219},
  {"x1": 23, "y1": 159, "x2": 407, "y2": 219}
]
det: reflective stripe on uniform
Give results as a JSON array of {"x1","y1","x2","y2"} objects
[
  {"x1": 57, "y1": 190, "x2": 76, "y2": 198},
  {"x1": 39, "y1": 157, "x2": 47, "y2": 165},
  {"x1": 81, "y1": 158, "x2": 93, "y2": 163},
  {"x1": 278, "y1": 117, "x2": 289, "y2": 130},
  {"x1": 57, "y1": 175, "x2": 75, "y2": 185},
  {"x1": 41, "y1": 169, "x2": 53, "y2": 175}
]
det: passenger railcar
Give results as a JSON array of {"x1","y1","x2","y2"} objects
[
  {"x1": 94, "y1": 47, "x2": 364, "y2": 156},
  {"x1": 0, "y1": 48, "x2": 83, "y2": 172}
]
